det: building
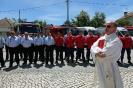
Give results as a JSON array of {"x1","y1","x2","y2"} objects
[
  {"x1": 117, "y1": 12, "x2": 133, "y2": 26},
  {"x1": 0, "y1": 18, "x2": 15, "y2": 35}
]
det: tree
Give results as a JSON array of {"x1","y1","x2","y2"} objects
[
  {"x1": 90, "y1": 12, "x2": 106, "y2": 27},
  {"x1": 63, "y1": 20, "x2": 71, "y2": 26},
  {"x1": 116, "y1": 19, "x2": 131, "y2": 26},
  {"x1": 71, "y1": 10, "x2": 90, "y2": 27},
  {"x1": 34, "y1": 20, "x2": 47, "y2": 29}
]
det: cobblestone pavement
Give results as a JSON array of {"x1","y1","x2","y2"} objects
[
  {"x1": 0, "y1": 64, "x2": 133, "y2": 88},
  {"x1": 0, "y1": 50, "x2": 133, "y2": 88}
]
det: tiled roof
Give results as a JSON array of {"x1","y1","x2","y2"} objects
[
  {"x1": 0, "y1": 18, "x2": 15, "y2": 27},
  {"x1": 121, "y1": 12, "x2": 133, "y2": 19}
]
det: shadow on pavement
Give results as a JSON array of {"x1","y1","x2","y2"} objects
[
  {"x1": 33, "y1": 63, "x2": 43, "y2": 69},
  {"x1": 20, "y1": 64, "x2": 32, "y2": 69},
  {"x1": 77, "y1": 62, "x2": 89, "y2": 67},
  {"x1": 67, "y1": 62, "x2": 77, "y2": 67},
  {"x1": 118, "y1": 63, "x2": 133, "y2": 68},
  {"x1": 45, "y1": 64, "x2": 55, "y2": 69},
  {"x1": 3, "y1": 65, "x2": 18, "y2": 71},
  {"x1": 55, "y1": 62, "x2": 65, "y2": 68}
]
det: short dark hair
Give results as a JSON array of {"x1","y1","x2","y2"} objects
[{"x1": 107, "y1": 22, "x2": 117, "y2": 28}]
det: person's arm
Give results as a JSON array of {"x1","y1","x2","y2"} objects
[
  {"x1": 101, "y1": 38, "x2": 122, "y2": 61},
  {"x1": 2, "y1": 37, "x2": 5, "y2": 44},
  {"x1": 91, "y1": 38, "x2": 102, "y2": 54},
  {"x1": 90, "y1": 38, "x2": 103, "y2": 62}
]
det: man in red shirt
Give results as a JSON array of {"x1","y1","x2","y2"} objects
[
  {"x1": 65, "y1": 32, "x2": 75, "y2": 63},
  {"x1": 121, "y1": 33, "x2": 132, "y2": 64},
  {"x1": 85, "y1": 32, "x2": 95, "y2": 63},
  {"x1": 117, "y1": 35, "x2": 124, "y2": 65},
  {"x1": 55, "y1": 32, "x2": 64, "y2": 64},
  {"x1": 75, "y1": 32, "x2": 85, "y2": 63},
  {"x1": 93, "y1": 34, "x2": 100, "y2": 42}
]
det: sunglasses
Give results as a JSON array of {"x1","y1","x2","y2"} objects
[{"x1": 106, "y1": 25, "x2": 111, "y2": 28}]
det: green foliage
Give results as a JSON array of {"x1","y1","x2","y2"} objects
[
  {"x1": 64, "y1": 20, "x2": 71, "y2": 25},
  {"x1": 90, "y1": 12, "x2": 106, "y2": 27},
  {"x1": 34, "y1": 20, "x2": 47, "y2": 29},
  {"x1": 70, "y1": 11, "x2": 106, "y2": 27},
  {"x1": 116, "y1": 19, "x2": 131, "y2": 26},
  {"x1": 71, "y1": 10, "x2": 90, "y2": 26}
]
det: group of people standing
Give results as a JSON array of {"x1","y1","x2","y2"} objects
[
  {"x1": 0, "y1": 27, "x2": 132, "y2": 68},
  {"x1": 0, "y1": 30, "x2": 100, "y2": 68}
]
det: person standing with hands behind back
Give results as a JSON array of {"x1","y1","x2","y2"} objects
[
  {"x1": 91, "y1": 22, "x2": 123, "y2": 88},
  {"x1": 0, "y1": 32, "x2": 5, "y2": 68},
  {"x1": 121, "y1": 33, "x2": 132, "y2": 64}
]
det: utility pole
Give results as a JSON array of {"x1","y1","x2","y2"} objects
[
  {"x1": 19, "y1": 10, "x2": 21, "y2": 23},
  {"x1": 18, "y1": 9, "x2": 21, "y2": 32},
  {"x1": 66, "y1": 0, "x2": 70, "y2": 25}
]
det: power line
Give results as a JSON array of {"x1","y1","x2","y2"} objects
[
  {"x1": 71, "y1": 1, "x2": 128, "y2": 7},
  {"x1": 0, "y1": 1, "x2": 64, "y2": 13}
]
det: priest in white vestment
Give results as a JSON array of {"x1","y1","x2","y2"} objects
[{"x1": 91, "y1": 22, "x2": 123, "y2": 88}]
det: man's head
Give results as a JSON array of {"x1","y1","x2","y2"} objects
[
  {"x1": 24, "y1": 32, "x2": 29, "y2": 38},
  {"x1": 125, "y1": 33, "x2": 130, "y2": 37},
  {"x1": 88, "y1": 31, "x2": 93, "y2": 36},
  {"x1": 67, "y1": 31, "x2": 72, "y2": 36},
  {"x1": 57, "y1": 32, "x2": 61, "y2": 37},
  {"x1": 105, "y1": 22, "x2": 117, "y2": 35},
  {"x1": 6, "y1": 32, "x2": 10, "y2": 36},
  {"x1": 47, "y1": 32, "x2": 52, "y2": 37},
  {"x1": 79, "y1": 31, "x2": 83, "y2": 36},
  {"x1": 37, "y1": 33, "x2": 40, "y2": 37},
  {"x1": 10, "y1": 31, "x2": 15, "y2": 37}
]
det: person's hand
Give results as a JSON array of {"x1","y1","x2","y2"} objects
[
  {"x1": 95, "y1": 52, "x2": 106, "y2": 58},
  {"x1": 99, "y1": 52, "x2": 106, "y2": 58}
]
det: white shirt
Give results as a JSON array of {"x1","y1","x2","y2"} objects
[
  {"x1": 17, "y1": 35, "x2": 23, "y2": 45},
  {"x1": 5, "y1": 36, "x2": 10, "y2": 46},
  {"x1": 21, "y1": 36, "x2": 33, "y2": 48},
  {"x1": 45, "y1": 36, "x2": 55, "y2": 46},
  {"x1": 7, "y1": 36, "x2": 20, "y2": 48},
  {"x1": 0, "y1": 36, "x2": 5, "y2": 48},
  {"x1": 33, "y1": 36, "x2": 44, "y2": 46}
]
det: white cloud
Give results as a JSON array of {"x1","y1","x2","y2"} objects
[{"x1": 38, "y1": 14, "x2": 64, "y2": 21}]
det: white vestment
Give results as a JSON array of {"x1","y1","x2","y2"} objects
[{"x1": 91, "y1": 33, "x2": 123, "y2": 88}]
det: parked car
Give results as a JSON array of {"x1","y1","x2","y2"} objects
[
  {"x1": 125, "y1": 26, "x2": 133, "y2": 41},
  {"x1": 75, "y1": 27, "x2": 99, "y2": 36},
  {"x1": 96, "y1": 27, "x2": 128, "y2": 36}
]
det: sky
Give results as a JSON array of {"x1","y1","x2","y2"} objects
[{"x1": 0, "y1": 0, "x2": 133, "y2": 25}]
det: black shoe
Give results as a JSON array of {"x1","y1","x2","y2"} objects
[
  {"x1": 128, "y1": 61, "x2": 132, "y2": 64},
  {"x1": 61, "y1": 61, "x2": 64, "y2": 64},
  {"x1": 75, "y1": 58, "x2": 78, "y2": 63},
  {"x1": 117, "y1": 61, "x2": 121, "y2": 65},
  {"x1": 9, "y1": 65, "x2": 12, "y2": 68},
  {"x1": 23, "y1": 62, "x2": 27, "y2": 65},
  {"x1": 51, "y1": 62, "x2": 54, "y2": 65},
  {"x1": 29, "y1": 62, "x2": 32, "y2": 64},
  {"x1": 71, "y1": 60, "x2": 74, "y2": 63},
  {"x1": 17, "y1": 63, "x2": 20, "y2": 67},
  {"x1": 55, "y1": 60, "x2": 58, "y2": 63},
  {"x1": 1, "y1": 65, "x2": 6, "y2": 68},
  {"x1": 34, "y1": 62, "x2": 37, "y2": 64},
  {"x1": 121, "y1": 61, "x2": 124, "y2": 65}
]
